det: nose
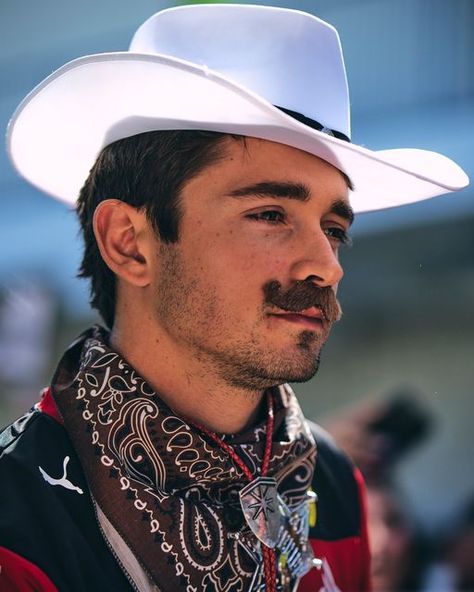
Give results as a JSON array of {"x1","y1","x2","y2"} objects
[{"x1": 290, "y1": 230, "x2": 344, "y2": 288}]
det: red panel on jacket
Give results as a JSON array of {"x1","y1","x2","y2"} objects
[
  {"x1": 299, "y1": 467, "x2": 372, "y2": 591},
  {"x1": 0, "y1": 547, "x2": 57, "y2": 592},
  {"x1": 299, "y1": 537, "x2": 365, "y2": 591}
]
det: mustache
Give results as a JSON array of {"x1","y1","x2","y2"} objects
[{"x1": 263, "y1": 280, "x2": 342, "y2": 323}]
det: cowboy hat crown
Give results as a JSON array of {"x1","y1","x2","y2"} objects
[{"x1": 130, "y1": 4, "x2": 350, "y2": 140}]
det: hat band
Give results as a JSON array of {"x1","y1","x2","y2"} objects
[{"x1": 276, "y1": 106, "x2": 350, "y2": 143}]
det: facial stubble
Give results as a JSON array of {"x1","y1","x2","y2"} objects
[{"x1": 154, "y1": 246, "x2": 336, "y2": 391}]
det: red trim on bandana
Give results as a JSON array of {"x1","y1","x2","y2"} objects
[{"x1": 0, "y1": 547, "x2": 57, "y2": 592}]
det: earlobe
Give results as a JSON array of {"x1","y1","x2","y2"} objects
[{"x1": 93, "y1": 200, "x2": 151, "y2": 287}]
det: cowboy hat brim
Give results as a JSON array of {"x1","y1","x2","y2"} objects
[{"x1": 7, "y1": 52, "x2": 469, "y2": 211}]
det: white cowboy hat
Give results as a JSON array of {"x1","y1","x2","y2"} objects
[{"x1": 7, "y1": 3, "x2": 469, "y2": 212}]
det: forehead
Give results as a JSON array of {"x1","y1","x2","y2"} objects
[{"x1": 184, "y1": 136, "x2": 351, "y2": 210}]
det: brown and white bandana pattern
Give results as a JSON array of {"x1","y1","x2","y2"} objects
[{"x1": 52, "y1": 326, "x2": 317, "y2": 591}]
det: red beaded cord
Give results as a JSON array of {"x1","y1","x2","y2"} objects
[{"x1": 189, "y1": 391, "x2": 276, "y2": 591}]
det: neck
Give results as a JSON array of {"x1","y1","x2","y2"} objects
[{"x1": 109, "y1": 319, "x2": 266, "y2": 435}]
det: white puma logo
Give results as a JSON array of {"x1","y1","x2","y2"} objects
[{"x1": 39, "y1": 456, "x2": 84, "y2": 495}]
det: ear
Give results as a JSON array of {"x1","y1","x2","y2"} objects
[{"x1": 93, "y1": 200, "x2": 152, "y2": 287}]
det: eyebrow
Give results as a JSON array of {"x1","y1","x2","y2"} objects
[
  {"x1": 331, "y1": 199, "x2": 355, "y2": 226},
  {"x1": 228, "y1": 181, "x2": 310, "y2": 202},
  {"x1": 227, "y1": 181, "x2": 355, "y2": 226}
]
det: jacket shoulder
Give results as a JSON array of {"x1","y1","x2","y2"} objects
[{"x1": 307, "y1": 420, "x2": 361, "y2": 540}]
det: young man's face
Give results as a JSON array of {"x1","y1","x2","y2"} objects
[{"x1": 150, "y1": 137, "x2": 352, "y2": 390}]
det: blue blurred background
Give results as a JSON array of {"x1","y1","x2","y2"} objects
[{"x1": 1, "y1": 0, "x2": 473, "y2": 550}]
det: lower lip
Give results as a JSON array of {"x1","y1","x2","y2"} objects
[{"x1": 270, "y1": 313, "x2": 324, "y2": 330}]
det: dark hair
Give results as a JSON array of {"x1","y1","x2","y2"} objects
[{"x1": 77, "y1": 130, "x2": 236, "y2": 328}]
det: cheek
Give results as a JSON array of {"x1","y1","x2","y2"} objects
[
  {"x1": 181, "y1": 223, "x2": 297, "y2": 316},
  {"x1": 241, "y1": 254, "x2": 286, "y2": 279},
  {"x1": 196, "y1": 233, "x2": 288, "y2": 279}
]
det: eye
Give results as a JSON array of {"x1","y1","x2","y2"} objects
[
  {"x1": 246, "y1": 210, "x2": 286, "y2": 224},
  {"x1": 324, "y1": 227, "x2": 353, "y2": 248}
]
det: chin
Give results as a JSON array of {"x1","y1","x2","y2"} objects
[
  {"x1": 269, "y1": 348, "x2": 322, "y2": 385},
  {"x1": 223, "y1": 350, "x2": 321, "y2": 390},
  {"x1": 282, "y1": 358, "x2": 321, "y2": 384},
  {"x1": 213, "y1": 331, "x2": 325, "y2": 390},
  {"x1": 284, "y1": 332, "x2": 324, "y2": 381}
]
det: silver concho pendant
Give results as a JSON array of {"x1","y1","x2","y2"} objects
[{"x1": 239, "y1": 476, "x2": 281, "y2": 548}]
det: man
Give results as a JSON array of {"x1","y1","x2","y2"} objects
[{"x1": 0, "y1": 4, "x2": 468, "y2": 591}]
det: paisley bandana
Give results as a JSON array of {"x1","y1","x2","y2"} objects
[{"x1": 52, "y1": 326, "x2": 317, "y2": 591}]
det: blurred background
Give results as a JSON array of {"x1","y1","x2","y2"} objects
[{"x1": 1, "y1": 0, "x2": 473, "y2": 588}]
